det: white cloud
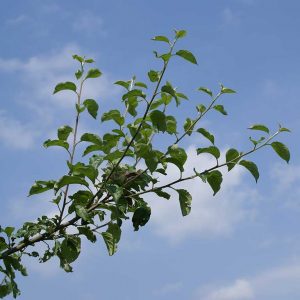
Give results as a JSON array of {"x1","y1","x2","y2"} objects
[
  {"x1": 199, "y1": 260, "x2": 300, "y2": 299},
  {"x1": 72, "y1": 11, "x2": 105, "y2": 36},
  {"x1": 148, "y1": 146, "x2": 259, "y2": 243},
  {"x1": 153, "y1": 281, "x2": 183, "y2": 296},
  {"x1": 5, "y1": 14, "x2": 29, "y2": 26},
  {"x1": 0, "y1": 110, "x2": 38, "y2": 149},
  {"x1": 203, "y1": 279, "x2": 253, "y2": 300},
  {"x1": 221, "y1": 8, "x2": 240, "y2": 26}
]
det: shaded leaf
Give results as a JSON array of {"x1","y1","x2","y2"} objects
[
  {"x1": 151, "y1": 35, "x2": 170, "y2": 43},
  {"x1": 206, "y1": 170, "x2": 223, "y2": 195},
  {"x1": 271, "y1": 141, "x2": 290, "y2": 163},
  {"x1": 83, "y1": 99, "x2": 99, "y2": 119},
  {"x1": 197, "y1": 146, "x2": 220, "y2": 159},
  {"x1": 248, "y1": 124, "x2": 269, "y2": 134},
  {"x1": 196, "y1": 128, "x2": 214, "y2": 144},
  {"x1": 132, "y1": 206, "x2": 151, "y2": 231},
  {"x1": 57, "y1": 126, "x2": 73, "y2": 141},
  {"x1": 198, "y1": 87, "x2": 213, "y2": 97},
  {"x1": 176, "y1": 50, "x2": 198, "y2": 64},
  {"x1": 226, "y1": 148, "x2": 240, "y2": 171},
  {"x1": 213, "y1": 105, "x2": 227, "y2": 115},
  {"x1": 53, "y1": 82, "x2": 77, "y2": 94},
  {"x1": 85, "y1": 68, "x2": 102, "y2": 79},
  {"x1": 43, "y1": 139, "x2": 69, "y2": 150},
  {"x1": 239, "y1": 160, "x2": 259, "y2": 182},
  {"x1": 150, "y1": 110, "x2": 166, "y2": 132},
  {"x1": 177, "y1": 189, "x2": 192, "y2": 216}
]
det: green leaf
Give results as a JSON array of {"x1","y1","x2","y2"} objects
[
  {"x1": 80, "y1": 133, "x2": 102, "y2": 145},
  {"x1": 177, "y1": 189, "x2": 192, "y2": 216},
  {"x1": 102, "y1": 232, "x2": 116, "y2": 256},
  {"x1": 85, "y1": 68, "x2": 102, "y2": 79},
  {"x1": 166, "y1": 115, "x2": 177, "y2": 134},
  {"x1": 197, "y1": 146, "x2": 220, "y2": 159},
  {"x1": 55, "y1": 176, "x2": 88, "y2": 191},
  {"x1": 226, "y1": 148, "x2": 240, "y2": 171},
  {"x1": 4, "y1": 227, "x2": 15, "y2": 237},
  {"x1": 84, "y1": 58, "x2": 94, "y2": 63},
  {"x1": 248, "y1": 124, "x2": 269, "y2": 134},
  {"x1": 53, "y1": 82, "x2": 77, "y2": 94},
  {"x1": 206, "y1": 170, "x2": 223, "y2": 195},
  {"x1": 61, "y1": 236, "x2": 81, "y2": 263},
  {"x1": 151, "y1": 35, "x2": 170, "y2": 43},
  {"x1": 168, "y1": 145, "x2": 187, "y2": 168},
  {"x1": 0, "y1": 284, "x2": 11, "y2": 298},
  {"x1": 198, "y1": 87, "x2": 213, "y2": 97},
  {"x1": 43, "y1": 139, "x2": 69, "y2": 150},
  {"x1": 239, "y1": 160, "x2": 259, "y2": 182},
  {"x1": 196, "y1": 104, "x2": 206, "y2": 114},
  {"x1": 271, "y1": 141, "x2": 290, "y2": 163},
  {"x1": 75, "y1": 69, "x2": 83, "y2": 80},
  {"x1": 57, "y1": 126, "x2": 73, "y2": 141},
  {"x1": 101, "y1": 109, "x2": 124, "y2": 126},
  {"x1": 72, "y1": 54, "x2": 84, "y2": 63},
  {"x1": 83, "y1": 99, "x2": 99, "y2": 119},
  {"x1": 176, "y1": 50, "x2": 198, "y2": 65},
  {"x1": 196, "y1": 128, "x2": 215, "y2": 144},
  {"x1": 183, "y1": 118, "x2": 195, "y2": 136},
  {"x1": 132, "y1": 206, "x2": 151, "y2": 231},
  {"x1": 75, "y1": 206, "x2": 90, "y2": 221},
  {"x1": 150, "y1": 110, "x2": 167, "y2": 132},
  {"x1": 161, "y1": 84, "x2": 176, "y2": 98},
  {"x1": 153, "y1": 189, "x2": 171, "y2": 200},
  {"x1": 279, "y1": 125, "x2": 291, "y2": 133},
  {"x1": 213, "y1": 105, "x2": 227, "y2": 115},
  {"x1": 78, "y1": 227, "x2": 96, "y2": 243},
  {"x1": 28, "y1": 180, "x2": 55, "y2": 196},
  {"x1": 114, "y1": 80, "x2": 130, "y2": 90},
  {"x1": 122, "y1": 89, "x2": 145, "y2": 100},
  {"x1": 135, "y1": 81, "x2": 148, "y2": 89},
  {"x1": 220, "y1": 85, "x2": 236, "y2": 94},
  {"x1": 107, "y1": 223, "x2": 121, "y2": 243},
  {"x1": 175, "y1": 29, "x2": 187, "y2": 39},
  {"x1": 148, "y1": 70, "x2": 160, "y2": 82}
]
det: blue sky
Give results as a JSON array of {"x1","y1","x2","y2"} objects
[{"x1": 0, "y1": 1, "x2": 299, "y2": 299}]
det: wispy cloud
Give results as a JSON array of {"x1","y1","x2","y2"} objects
[
  {"x1": 148, "y1": 146, "x2": 259, "y2": 243},
  {"x1": 153, "y1": 281, "x2": 183, "y2": 296},
  {"x1": 5, "y1": 14, "x2": 30, "y2": 26},
  {"x1": 72, "y1": 11, "x2": 105, "y2": 36},
  {"x1": 197, "y1": 260, "x2": 300, "y2": 299},
  {"x1": 0, "y1": 110, "x2": 39, "y2": 149},
  {"x1": 221, "y1": 8, "x2": 241, "y2": 26}
]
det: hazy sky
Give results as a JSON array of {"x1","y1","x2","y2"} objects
[{"x1": 0, "y1": 1, "x2": 299, "y2": 299}]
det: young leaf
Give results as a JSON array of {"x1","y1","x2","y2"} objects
[
  {"x1": 150, "y1": 110, "x2": 167, "y2": 132},
  {"x1": 153, "y1": 189, "x2": 171, "y2": 200},
  {"x1": 72, "y1": 54, "x2": 84, "y2": 63},
  {"x1": 80, "y1": 133, "x2": 102, "y2": 145},
  {"x1": 183, "y1": 118, "x2": 195, "y2": 136},
  {"x1": 271, "y1": 141, "x2": 290, "y2": 163},
  {"x1": 248, "y1": 124, "x2": 269, "y2": 134},
  {"x1": 132, "y1": 206, "x2": 151, "y2": 231},
  {"x1": 102, "y1": 232, "x2": 116, "y2": 256},
  {"x1": 198, "y1": 87, "x2": 213, "y2": 97},
  {"x1": 75, "y1": 69, "x2": 83, "y2": 80},
  {"x1": 176, "y1": 50, "x2": 198, "y2": 65},
  {"x1": 43, "y1": 139, "x2": 69, "y2": 150},
  {"x1": 28, "y1": 180, "x2": 55, "y2": 196},
  {"x1": 239, "y1": 160, "x2": 259, "y2": 182},
  {"x1": 213, "y1": 105, "x2": 227, "y2": 115},
  {"x1": 196, "y1": 128, "x2": 215, "y2": 144},
  {"x1": 175, "y1": 29, "x2": 187, "y2": 39},
  {"x1": 177, "y1": 189, "x2": 192, "y2": 216},
  {"x1": 220, "y1": 85, "x2": 236, "y2": 94},
  {"x1": 168, "y1": 145, "x2": 187, "y2": 167},
  {"x1": 83, "y1": 99, "x2": 99, "y2": 119},
  {"x1": 78, "y1": 227, "x2": 96, "y2": 243},
  {"x1": 114, "y1": 80, "x2": 130, "y2": 90},
  {"x1": 55, "y1": 176, "x2": 88, "y2": 191},
  {"x1": 196, "y1": 104, "x2": 206, "y2": 114},
  {"x1": 151, "y1": 35, "x2": 170, "y2": 43},
  {"x1": 206, "y1": 170, "x2": 223, "y2": 195},
  {"x1": 61, "y1": 236, "x2": 81, "y2": 263},
  {"x1": 148, "y1": 70, "x2": 160, "y2": 82},
  {"x1": 226, "y1": 148, "x2": 240, "y2": 171},
  {"x1": 197, "y1": 146, "x2": 220, "y2": 159},
  {"x1": 166, "y1": 115, "x2": 177, "y2": 134},
  {"x1": 57, "y1": 126, "x2": 73, "y2": 141},
  {"x1": 75, "y1": 206, "x2": 90, "y2": 221},
  {"x1": 85, "y1": 68, "x2": 102, "y2": 79},
  {"x1": 53, "y1": 82, "x2": 77, "y2": 94},
  {"x1": 101, "y1": 110, "x2": 124, "y2": 126}
]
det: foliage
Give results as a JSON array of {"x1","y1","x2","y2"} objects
[{"x1": 0, "y1": 30, "x2": 290, "y2": 298}]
